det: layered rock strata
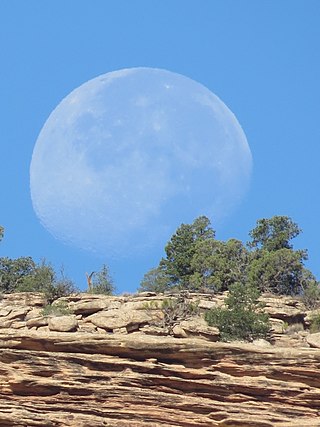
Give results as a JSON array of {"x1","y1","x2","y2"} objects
[{"x1": 0, "y1": 292, "x2": 319, "y2": 426}]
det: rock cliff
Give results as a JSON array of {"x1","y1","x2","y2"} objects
[{"x1": 0, "y1": 291, "x2": 320, "y2": 426}]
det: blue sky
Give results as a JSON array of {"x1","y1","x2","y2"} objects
[{"x1": 1, "y1": 1, "x2": 320, "y2": 293}]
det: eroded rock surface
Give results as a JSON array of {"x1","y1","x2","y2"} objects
[{"x1": 0, "y1": 292, "x2": 319, "y2": 426}]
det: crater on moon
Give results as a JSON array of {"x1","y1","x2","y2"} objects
[{"x1": 30, "y1": 67, "x2": 252, "y2": 256}]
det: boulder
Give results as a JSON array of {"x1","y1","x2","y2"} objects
[
  {"x1": 140, "y1": 325, "x2": 169, "y2": 336},
  {"x1": 306, "y1": 332, "x2": 320, "y2": 348},
  {"x1": 252, "y1": 339, "x2": 272, "y2": 347},
  {"x1": 70, "y1": 298, "x2": 117, "y2": 315},
  {"x1": 262, "y1": 295, "x2": 306, "y2": 323},
  {"x1": 48, "y1": 315, "x2": 78, "y2": 332},
  {"x1": 25, "y1": 308, "x2": 43, "y2": 320},
  {"x1": 26, "y1": 317, "x2": 49, "y2": 328},
  {"x1": 179, "y1": 317, "x2": 219, "y2": 341},
  {"x1": 172, "y1": 325, "x2": 188, "y2": 338},
  {"x1": 270, "y1": 318, "x2": 286, "y2": 334},
  {"x1": 6, "y1": 307, "x2": 30, "y2": 321},
  {"x1": 0, "y1": 308, "x2": 11, "y2": 317},
  {"x1": 86, "y1": 307, "x2": 156, "y2": 332},
  {"x1": 197, "y1": 300, "x2": 217, "y2": 310}
]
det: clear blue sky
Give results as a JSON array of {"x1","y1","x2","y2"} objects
[{"x1": 1, "y1": 0, "x2": 320, "y2": 293}]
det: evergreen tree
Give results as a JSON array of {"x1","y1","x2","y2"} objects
[
  {"x1": 159, "y1": 216, "x2": 215, "y2": 289},
  {"x1": 248, "y1": 216, "x2": 301, "y2": 251}
]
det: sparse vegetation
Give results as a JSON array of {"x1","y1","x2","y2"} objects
[
  {"x1": 205, "y1": 282, "x2": 270, "y2": 342},
  {"x1": 143, "y1": 292, "x2": 199, "y2": 333},
  {"x1": 310, "y1": 313, "x2": 320, "y2": 334},
  {"x1": 301, "y1": 279, "x2": 320, "y2": 309},
  {"x1": 87, "y1": 264, "x2": 115, "y2": 295},
  {"x1": 284, "y1": 323, "x2": 304, "y2": 335},
  {"x1": 41, "y1": 301, "x2": 72, "y2": 317}
]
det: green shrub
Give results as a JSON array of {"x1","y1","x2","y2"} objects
[
  {"x1": 205, "y1": 283, "x2": 270, "y2": 342},
  {"x1": 302, "y1": 280, "x2": 320, "y2": 309},
  {"x1": 8, "y1": 260, "x2": 77, "y2": 303},
  {"x1": 310, "y1": 312, "x2": 320, "y2": 333},
  {"x1": 41, "y1": 301, "x2": 72, "y2": 317}
]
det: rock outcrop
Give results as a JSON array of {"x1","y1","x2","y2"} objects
[{"x1": 0, "y1": 291, "x2": 319, "y2": 426}]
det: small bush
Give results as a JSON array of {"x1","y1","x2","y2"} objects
[
  {"x1": 142, "y1": 300, "x2": 160, "y2": 310},
  {"x1": 14, "y1": 261, "x2": 77, "y2": 303},
  {"x1": 87, "y1": 265, "x2": 114, "y2": 295},
  {"x1": 41, "y1": 301, "x2": 72, "y2": 317},
  {"x1": 161, "y1": 296, "x2": 199, "y2": 330},
  {"x1": 310, "y1": 312, "x2": 320, "y2": 333},
  {"x1": 205, "y1": 283, "x2": 270, "y2": 342},
  {"x1": 44, "y1": 278, "x2": 77, "y2": 304},
  {"x1": 302, "y1": 281, "x2": 320, "y2": 310},
  {"x1": 143, "y1": 292, "x2": 199, "y2": 333}
]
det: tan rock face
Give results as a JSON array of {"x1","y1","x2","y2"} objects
[
  {"x1": 0, "y1": 292, "x2": 319, "y2": 426},
  {"x1": 48, "y1": 315, "x2": 78, "y2": 332},
  {"x1": 307, "y1": 332, "x2": 320, "y2": 348}
]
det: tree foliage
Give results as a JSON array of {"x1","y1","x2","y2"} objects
[
  {"x1": 88, "y1": 264, "x2": 115, "y2": 295},
  {"x1": 140, "y1": 214, "x2": 319, "y2": 299},
  {"x1": 159, "y1": 216, "x2": 215, "y2": 290},
  {"x1": 139, "y1": 265, "x2": 170, "y2": 293},
  {"x1": 0, "y1": 256, "x2": 36, "y2": 293},
  {"x1": 247, "y1": 215, "x2": 316, "y2": 296},
  {"x1": 248, "y1": 216, "x2": 301, "y2": 251},
  {"x1": 247, "y1": 249, "x2": 310, "y2": 295},
  {"x1": 0, "y1": 257, "x2": 77, "y2": 302}
]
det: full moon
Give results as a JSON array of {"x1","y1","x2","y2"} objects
[{"x1": 30, "y1": 67, "x2": 252, "y2": 256}]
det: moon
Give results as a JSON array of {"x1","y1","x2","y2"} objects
[{"x1": 30, "y1": 67, "x2": 252, "y2": 257}]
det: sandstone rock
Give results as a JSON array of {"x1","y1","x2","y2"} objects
[
  {"x1": 270, "y1": 318, "x2": 286, "y2": 334},
  {"x1": 134, "y1": 291, "x2": 157, "y2": 297},
  {"x1": 0, "y1": 319, "x2": 13, "y2": 328},
  {"x1": 77, "y1": 323, "x2": 97, "y2": 333},
  {"x1": 26, "y1": 316, "x2": 49, "y2": 328},
  {"x1": 97, "y1": 326, "x2": 108, "y2": 333},
  {"x1": 304, "y1": 311, "x2": 316, "y2": 327},
  {"x1": 0, "y1": 292, "x2": 319, "y2": 426},
  {"x1": 86, "y1": 307, "x2": 154, "y2": 332},
  {"x1": 197, "y1": 300, "x2": 217, "y2": 310},
  {"x1": 179, "y1": 317, "x2": 220, "y2": 341},
  {"x1": 25, "y1": 307, "x2": 43, "y2": 320},
  {"x1": 252, "y1": 338, "x2": 272, "y2": 347},
  {"x1": 70, "y1": 298, "x2": 120, "y2": 315},
  {"x1": 0, "y1": 292, "x2": 46, "y2": 307},
  {"x1": 37, "y1": 326, "x2": 49, "y2": 332},
  {"x1": 140, "y1": 325, "x2": 169, "y2": 336},
  {"x1": 0, "y1": 308, "x2": 11, "y2": 317},
  {"x1": 0, "y1": 329, "x2": 320, "y2": 426},
  {"x1": 48, "y1": 315, "x2": 78, "y2": 332},
  {"x1": 172, "y1": 324, "x2": 188, "y2": 338},
  {"x1": 262, "y1": 295, "x2": 306, "y2": 323},
  {"x1": 307, "y1": 332, "x2": 320, "y2": 348},
  {"x1": 10, "y1": 321, "x2": 26, "y2": 329},
  {"x1": 6, "y1": 307, "x2": 30, "y2": 321},
  {"x1": 113, "y1": 327, "x2": 128, "y2": 334}
]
